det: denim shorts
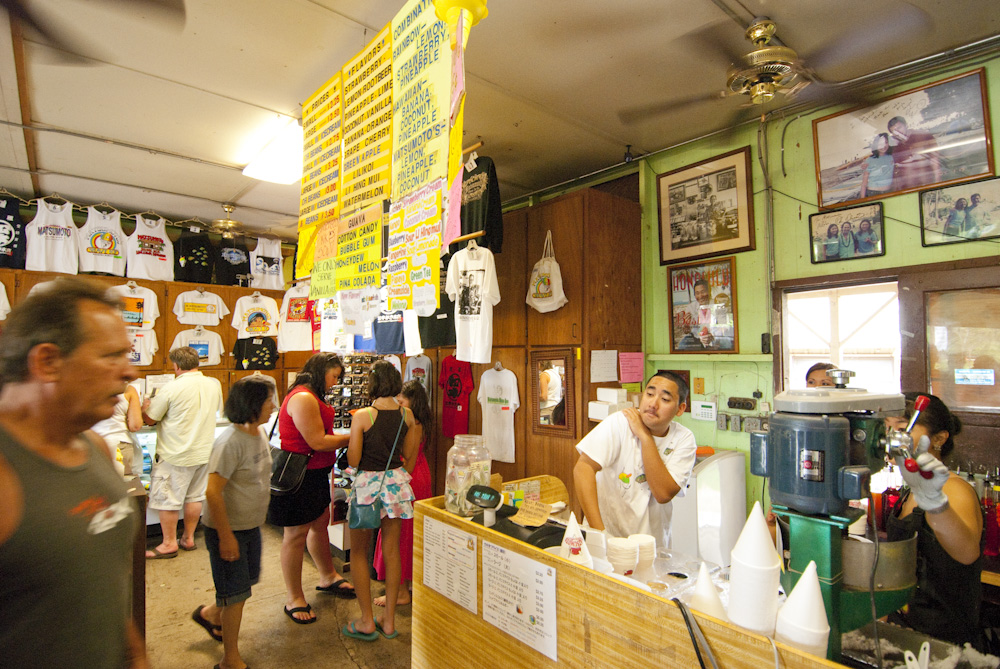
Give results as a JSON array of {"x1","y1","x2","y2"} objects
[{"x1": 204, "y1": 526, "x2": 262, "y2": 607}]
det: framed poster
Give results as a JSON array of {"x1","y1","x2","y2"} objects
[
  {"x1": 813, "y1": 69, "x2": 993, "y2": 209},
  {"x1": 668, "y1": 256, "x2": 738, "y2": 354},
  {"x1": 656, "y1": 147, "x2": 755, "y2": 265},
  {"x1": 808, "y1": 203, "x2": 885, "y2": 263},
  {"x1": 919, "y1": 175, "x2": 1000, "y2": 246}
]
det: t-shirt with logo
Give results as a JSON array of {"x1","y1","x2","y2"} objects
[
  {"x1": 250, "y1": 237, "x2": 284, "y2": 290},
  {"x1": 477, "y1": 367, "x2": 520, "y2": 463},
  {"x1": 417, "y1": 254, "x2": 457, "y2": 347},
  {"x1": 107, "y1": 284, "x2": 160, "y2": 330},
  {"x1": 0, "y1": 196, "x2": 26, "y2": 269},
  {"x1": 216, "y1": 238, "x2": 251, "y2": 286},
  {"x1": 449, "y1": 155, "x2": 503, "y2": 254},
  {"x1": 77, "y1": 207, "x2": 126, "y2": 276},
  {"x1": 170, "y1": 328, "x2": 224, "y2": 366},
  {"x1": 277, "y1": 282, "x2": 314, "y2": 352},
  {"x1": 404, "y1": 353, "x2": 433, "y2": 403},
  {"x1": 232, "y1": 337, "x2": 278, "y2": 370},
  {"x1": 0, "y1": 283, "x2": 10, "y2": 320},
  {"x1": 173, "y1": 229, "x2": 215, "y2": 283},
  {"x1": 439, "y1": 355, "x2": 473, "y2": 438},
  {"x1": 126, "y1": 328, "x2": 158, "y2": 366},
  {"x1": 172, "y1": 290, "x2": 229, "y2": 326},
  {"x1": 445, "y1": 245, "x2": 501, "y2": 364},
  {"x1": 373, "y1": 310, "x2": 405, "y2": 354},
  {"x1": 25, "y1": 199, "x2": 77, "y2": 274},
  {"x1": 126, "y1": 214, "x2": 173, "y2": 281},
  {"x1": 232, "y1": 295, "x2": 279, "y2": 339}
]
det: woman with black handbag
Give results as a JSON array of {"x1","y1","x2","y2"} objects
[
  {"x1": 267, "y1": 353, "x2": 355, "y2": 625},
  {"x1": 342, "y1": 360, "x2": 418, "y2": 641}
]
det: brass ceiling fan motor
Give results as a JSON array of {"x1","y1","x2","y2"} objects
[
  {"x1": 212, "y1": 203, "x2": 243, "y2": 239},
  {"x1": 726, "y1": 18, "x2": 800, "y2": 105}
]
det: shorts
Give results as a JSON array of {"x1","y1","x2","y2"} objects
[
  {"x1": 351, "y1": 467, "x2": 415, "y2": 520},
  {"x1": 149, "y1": 460, "x2": 209, "y2": 511},
  {"x1": 267, "y1": 466, "x2": 333, "y2": 527},
  {"x1": 204, "y1": 526, "x2": 262, "y2": 607}
]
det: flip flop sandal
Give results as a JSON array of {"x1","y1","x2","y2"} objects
[
  {"x1": 191, "y1": 605, "x2": 223, "y2": 642},
  {"x1": 284, "y1": 604, "x2": 317, "y2": 625},
  {"x1": 179, "y1": 540, "x2": 197, "y2": 551},
  {"x1": 316, "y1": 577, "x2": 356, "y2": 599},
  {"x1": 146, "y1": 547, "x2": 178, "y2": 560},
  {"x1": 341, "y1": 621, "x2": 378, "y2": 641},
  {"x1": 375, "y1": 621, "x2": 399, "y2": 639}
]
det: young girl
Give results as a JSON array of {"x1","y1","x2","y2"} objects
[
  {"x1": 373, "y1": 381, "x2": 433, "y2": 607},
  {"x1": 342, "y1": 361, "x2": 418, "y2": 641}
]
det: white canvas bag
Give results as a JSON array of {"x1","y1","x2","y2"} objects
[{"x1": 526, "y1": 230, "x2": 568, "y2": 313}]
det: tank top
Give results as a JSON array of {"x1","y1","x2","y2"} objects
[
  {"x1": 277, "y1": 385, "x2": 336, "y2": 469},
  {"x1": 250, "y1": 237, "x2": 284, "y2": 290},
  {"x1": 25, "y1": 199, "x2": 78, "y2": 274},
  {"x1": 0, "y1": 195, "x2": 26, "y2": 269},
  {"x1": 0, "y1": 426, "x2": 137, "y2": 668},
  {"x1": 359, "y1": 406, "x2": 407, "y2": 472},
  {"x1": 126, "y1": 214, "x2": 174, "y2": 281},
  {"x1": 886, "y1": 488, "x2": 984, "y2": 646},
  {"x1": 77, "y1": 207, "x2": 127, "y2": 276}
]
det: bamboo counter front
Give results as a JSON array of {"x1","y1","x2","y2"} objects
[{"x1": 411, "y1": 475, "x2": 843, "y2": 668}]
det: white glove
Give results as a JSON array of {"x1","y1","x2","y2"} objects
[{"x1": 893, "y1": 435, "x2": 950, "y2": 512}]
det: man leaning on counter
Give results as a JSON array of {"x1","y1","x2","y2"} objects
[{"x1": 573, "y1": 371, "x2": 697, "y2": 548}]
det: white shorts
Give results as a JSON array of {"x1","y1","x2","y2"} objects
[{"x1": 149, "y1": 460, "x2": 209, "y2": 511}]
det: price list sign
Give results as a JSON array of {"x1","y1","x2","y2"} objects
[
  {"x1": 422, "y1": 517, "x2": 477, "y2": 613},
  {"x1": 481, "y1": 541, "x2": 558, "y2": 662}
]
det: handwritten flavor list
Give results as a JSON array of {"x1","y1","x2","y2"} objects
[
  {"x1": 482, "y1": 541, "x2": 558, "y2": 662},
  {"x1": 422, "y1": 517, "x2": 477, "y2": 613}
]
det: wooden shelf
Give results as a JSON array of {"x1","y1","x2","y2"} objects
[{"x1": 646, "y1": 353, "x2": 774, "y2": 362}]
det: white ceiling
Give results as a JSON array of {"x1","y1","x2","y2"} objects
[{"x1": 1, "y1": 0, "x2": 998, "y2": 240}]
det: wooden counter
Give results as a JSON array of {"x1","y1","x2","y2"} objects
[{"x1": 412, "y1": 475, "x2": 843, "y2": 668}]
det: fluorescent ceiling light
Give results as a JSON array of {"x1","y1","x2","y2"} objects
[{"x1": 242, "y1": 120, "x2": 303, "y2": 184}]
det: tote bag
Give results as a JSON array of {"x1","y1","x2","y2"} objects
[{"x1": 526, "y1": 230, "x2": 569, "y2": 313}]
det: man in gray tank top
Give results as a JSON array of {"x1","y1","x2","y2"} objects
[{"x1": 0, "y1": 277, "x2": 147, "y2": 668}]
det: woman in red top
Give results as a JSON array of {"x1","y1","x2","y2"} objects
[{"x1": 267, "y1": 353, "x2": 354, "y2": 624}]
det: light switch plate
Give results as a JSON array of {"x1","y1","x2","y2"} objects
[{"x1": 691, "y1": 401, "x2": 717, "y2": 421}]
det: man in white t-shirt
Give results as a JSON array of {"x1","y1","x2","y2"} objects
[
  {"x1": 142, "y1": 346, "x2": 224, "y2": 558},
  {"x1": 573, "y1": 371, "x2": 697, "y2": 548}
]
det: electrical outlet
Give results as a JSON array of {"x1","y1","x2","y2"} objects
[
  {"x1": 727, "y1": 397, "x2": 758, "y2": 411},
  {"x1": 729, "y1": 415, "x2": 742, "y2": 432},
  {"x1": 693, "y1": 377, "x2": 705, "y2": 394},
  {"x1": 743, "y1": 416, "x2": 762, "y2": 432},
  {"x1": 716, "y1": 412, "x2": 728, "y2": 430}
]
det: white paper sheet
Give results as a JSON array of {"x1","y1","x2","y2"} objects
[
  {"x1": 590, "y1": 349, "x2": 618, "y2": 383},
  {"x1": 422, "y1": 517, "x2": 478, "y2": 613}
]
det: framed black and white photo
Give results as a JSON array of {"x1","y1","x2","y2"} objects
[
  {"x1": 808, "y1": 203, "x2": 885, "y2": 264},
  {"x1": 919, "y1": 175, "x2": 1000, "y2": 246}
]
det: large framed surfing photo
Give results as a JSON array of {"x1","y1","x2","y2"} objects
[
  {"x1": 919, "y1": 175, "x2": 1000, "y2": 247},
  {"x1": 656, "y1": 147, "x2": 755, "y2": 265},
  {"x1": 668, "y1": 256, "x2": 738, "y2": 354},
  {"x1": 809, "y1": 203, "x2": 885, "y2": 264}
]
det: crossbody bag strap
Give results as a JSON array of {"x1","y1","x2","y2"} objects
[{"x1": 374, "y1": 408, "x2": 407, "y2": 497}]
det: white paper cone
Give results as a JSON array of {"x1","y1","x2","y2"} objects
[
  {"x1": 775, "y1": 561, "x2": 830, "y2": 657},
  {"x1": 728, "y1": 501, "x2": 781, "y2": 636},
  {"x1": 560, "y1": 513, "x2": 593, "y2": 568},
  {"x1": 689, "y1": 562, "x2": 728, "y2": 621}
]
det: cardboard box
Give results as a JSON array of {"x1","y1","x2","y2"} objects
[
  {"x1": 588, "y1": 400, "x2": 633, "y2": 420},
  {"x1": 597, "y1": 387, "x2": 628, "y2": 403}
]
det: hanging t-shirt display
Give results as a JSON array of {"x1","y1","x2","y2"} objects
[
  {"x1": 77, "y1": 207, "x2": 126, "y2": 276},
  {"x1": 232, "y1": 336, "x2": 278, "y2": 370},
  {"x1": 373, "y1": 310, "x2": 405, "y2": 354},
  {"x1": 170, "y1": 328, "x2": 224, "y2": 366},
  {"x1": 277, "y1": 282, "x2": 314, "y2": 352},
  {"x1": 417, "y1": 255, "x2": 457, "y2": 348},
  {"x1": 126, "y1": 214, "x2": 174, "y2": 281},
  {"x1": 216, "y1": 237, "x2": 251, "y2": 286},
  {"x1": 383, "y1": 354, "x2": 402, "y2": 373},
  {"x1": 452, "y1": 155, "x2": 503, "y2": 254},
  {"x1": 439, "y1": 355, "x2": 473, "y2": 439},
  {"x1": 445, "y1": 245, "x2": 501, "y2": 364},
  {"x1": 250, "y1": 237, "x2": 284, "y2": 290},
  {"x1": 0, "y1": 195, "x2": 26, "y2": 269},
  {"x1": 107, "y1": 283, "x2": 159, "y2": 330},
  {"x1": 231, "y1": 294, "x2": 279, "y2": 339},
  {"x1": 478, "y1": 367, "x2": 520, "y2": 463},
  {"x1": 404, "y1": 353, "x2": 433, "y2": 403},
  {"x1": 0, "y1": 283, "x2": 10, "y2": 320},
  {"x1": 25, "y1": 199, "x2": 77, "y2": 274},
  {"x1": 126, "y1": 328, "x2": 158, "y2": 366},
  {"x1": 173, "y1": 228, "x2": 215, "y2": 283},
  {"x1": 172, "y1": 289, "x2": 229, "y2": 326}
]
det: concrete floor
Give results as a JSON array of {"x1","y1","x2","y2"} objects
[{"x1": 145, "y1": 524, "x2": 411, "y2": 668}]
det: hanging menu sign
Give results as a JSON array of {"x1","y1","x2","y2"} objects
[
  {"x1": 340, "y1": 25, "x2": 393, "y2": 216},
  {"x1": 309, "y1": 219, "x2": 339, "y2": 300},
  {"x1": 334, "y1": 201, "x2": 382, "y2": 292},
  {"x1": 385, "y1": 178, "x2": 443, "y2": 315}
]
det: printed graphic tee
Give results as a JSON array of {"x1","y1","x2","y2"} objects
[
  {"x1": 25, "y1": 199, "x2": 77, "y2": 274},
  {"x1": 126, "y1": 214, "x2": 173, "y2": 281},
  {"x1": 231, "y1": 295, "x2": 279, "y2": 339},
  {"x1": 477, "y1": 368, "x2": 519, "y2": 463},
  {"x1": 0, "y1": 196, "x2": 26, "y2": 269},
  {"x1": 107, "y1": 284, "x2": 159, "y2": 330},
  {"x1": 172, "y1": 290, "x2": 229, "y2": 326},
  {"x1": 170, "y1": 328, "x2": 224, "y2": 366},
  {"x1": 417, "y1": 255, "x2": 457, "y2": 347},
  {"x1": 216, "y1": 238, "x2": 251, "y2": 286},
  {"x1": 173, "y1": 229, "x2": 215, "y2": 283},
  {"x1": 126, "y1": 328, "x2": 158, "y2": 366},
  {"x1": 445, "y1": 246, "x2": 500, "y2": 364},
  {"x1": 0, "y1": 283, "x2": 10, "y2": 320},
  {"x1": 232, "y1": 337, "x2": 278, "y2": 370},
  {"x1": 455, "y1": 155, "x2": 503, "y2": 254},
  {"x1": 77, "y1": 207, "x2": 126, "y2": 276},
  {"x1": 250, "y1": 237, "x2": 284, "y2": 290},
  {"x1": 404, "y1": 353, "x2": 433, "y2": 403},
  {"x1": 373, "y1": 310, "x2": 405, "y2": 354},
  {"x1": 277, "y1": 283, "x2": 314, "y2": 352},
  {"x1": 439, "y1": 355, "x2": 473, "y2": 438}
]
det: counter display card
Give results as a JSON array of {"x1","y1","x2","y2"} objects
[
  {"x1": 422, "y1": 517, "x2": 477, "y2": 613},
  {"x1": 482, "y1": 540, "x2": 558, "y2": 662}
]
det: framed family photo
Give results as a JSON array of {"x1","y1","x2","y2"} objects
[
  {"x1": 808, "y1": 203, "x2": 885, "y2": 264},
  {"x1": 656, "y1": 147, "x2": 755, "y2": 265},
  {"x1": 668, "y1": 256, "x2": 738, "y2": 354},
  {"x1": 919, "y1": 175, "x2": 1000, "y2": 246},
  {"x1": 813, "y1": 69, "x2": 994, "y2": 209}
]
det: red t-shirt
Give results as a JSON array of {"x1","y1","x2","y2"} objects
[
  {"x1": 439, "y1": 355, "x2": 474, "y2": 438},
  {"x1": 278, "y1": 385, "x2": 337, "y2": 469}
]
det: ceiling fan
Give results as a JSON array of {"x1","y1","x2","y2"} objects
[{"x1": 211, "y1": 204, "x2": 244, "y2": 240}]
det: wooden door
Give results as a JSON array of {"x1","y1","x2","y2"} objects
[{"x1": 491, "y1": 209, "x2": 528, "y2": 346}]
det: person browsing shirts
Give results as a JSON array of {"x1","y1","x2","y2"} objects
[{"x1": 573, "y1": 371, "x2": 697, "y2": 548}]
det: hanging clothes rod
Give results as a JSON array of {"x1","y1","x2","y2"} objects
[{"x1": 462, "y1": 140, "x2": 483, "y2": 155}]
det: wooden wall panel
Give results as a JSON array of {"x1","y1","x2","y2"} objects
[
  {"x1": 491, "y1": 209, "x2": 527, "y2": 346},
  {"x1": 526, "y1": 193, "x2": 584, "y2": 345}
]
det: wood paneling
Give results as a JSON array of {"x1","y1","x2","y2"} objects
[
  {"x1": 491, "y1": 209, "x2": 527, "y2": 346},
  {"x1": 526, "y1": 192, "x2": 584, "y2": 345}
]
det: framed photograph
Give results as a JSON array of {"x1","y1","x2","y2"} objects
[
  {"x1": 813, "y1": 69, "x2": 994, "y2": 209},
  {"x1": 808, "y1": 203, "x2": 885, "y2": 264},
  {"x1": 668, "y1": 256, "x2": 738, "y2": 354},
  {"x1": 919, "y1": 175, "x2": 1000, "y2": 246},
  {"x1": 656, "y1": 147, "x2": 755, "y2": 265}
]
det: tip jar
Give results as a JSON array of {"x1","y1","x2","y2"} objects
[{"x1": 445, "y1": 434, "x2": 492, "y2": 516}]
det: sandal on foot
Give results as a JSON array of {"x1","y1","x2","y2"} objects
[
  {"x1": 179, "y1": 539, "x2": 197, "y2": 551},
  {"x1": 316, "y1": 577, "x2": 356, "y2": 599},
  {"x1": 283, "y1": 604, "x2": 316, "y2": 625},
  {"x1": 341, "y1": 621, "x2": 378, "y2": 641},
  {"x1": 146, "y1": 546, "x2": 177, "y2": 560},
  {"x1": 191, "y1": 605, "x2": 223, "y2": 642},
  {"x1": 375, "y1": 621, "x2": 399, "y2": 639}
]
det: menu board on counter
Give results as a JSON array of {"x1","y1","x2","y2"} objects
[
  {"x1": 482, "y1": 540, "x2": 558, "y2": 662},
  {"x1": 422, "y1": 517, "x2": 477, "y2": 613}
]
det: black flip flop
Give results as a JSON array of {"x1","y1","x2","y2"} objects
[
  {"x1": 316, "y1": 577, "x2": 356, "y2": 599},
  {"x1": 191, "y1": 605, "x2": 223, "y2": 642},
  {"x1": 284, "y1": 604, "x2": 317, "y2": 624}
]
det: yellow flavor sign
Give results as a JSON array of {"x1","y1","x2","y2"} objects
[
  {"x1": 309, "y1": 218, "x2": 340, "y2": 301},
  {"x1": 300, "y1": 73, "x2": 342, "y2": 233},
  {"x1": 385, "y1": 178, "x2": 443, "y2": 315},
  {"x1": 335, "y1": 202, "x2": 383, "y2": 292}
]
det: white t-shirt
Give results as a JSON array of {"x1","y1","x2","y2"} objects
[
  {"x1": 77, "y1": 207, "x2": 127, "y2": 276},
  {"x1": 0, "y1": 283, "x2": 9, "y2": 320},
  {"x1": 250, "y1": 237, "x2": 284, "y2": 290},
  {"x1": 383, "y1": 354, "x2": 402, "y2": 373},
  {"x1": 146, "y1": 370, "x2": 224, "y2": 467},
  {"x1": 445, "y1": 246, "x2": 500, "y2": 364},
  {"x1": 170, "y1": 328, "x2": 224, "y2": 366},
  {"x1": 478, "y1": 368, "x2": 520, "y2": 463},
  {"x1": 277, "y1": 283, "x2": 314, "y2": 351},
  {"x1": 232, "y1": 294, "x2": 280, "y2": 339},
  {"x1": 126, "y1": 328, "x2": 158, "y2": 366},
  {"x1": 404, "y1": 353, "x2": 433, "y2": 403},
  {"x1": 126, "y1": 214, "x2": 174, "y2": 281},
  {"x1": 107, "y1": 284, "x2": 160, "y2": 330},
  {"x1": 172, "y1": 290, "x2": 230, "y2": 326},
  {"x1": 25, "y1": 200, "x2": 78, "y2": 274},
  {"x1": 576, "y1": 412, "x2": 697, "y2": 548}
]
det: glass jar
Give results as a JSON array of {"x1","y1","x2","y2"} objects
[{"x1": 445, "y1": 434, "x2": 491, "y2": 516}]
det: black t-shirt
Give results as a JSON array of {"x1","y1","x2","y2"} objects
[
  {"x1": 173, "y1": 229, "x2": 215, "y2": 283},
  {"x1": 216, "y1": 237, "x2": 251, "y2": 286},
  {"x1": 232, "y1": 336, "x2": 278, "y2": 370},
  {"x1": 449, "y1": 156, "x2": 503, "y2": 254},
  {"x1": 0, "y1": 196, "x2": 26, "y2": 269},
  {"x1": 417, "y1": 254, "x2": 457, "y2": 347}
]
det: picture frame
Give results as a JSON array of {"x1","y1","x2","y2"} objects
[
  {"x1": 919, "y1": 175, "x2": 1000, "y2": 247},
  {"x1": 668, "y1": 256, "x2": 738, "y2": 354},
  {"x1": 813, "y1": 69, "x2": 994, "y2": 209},
  {"x1": 808, "y1": 203, "x2": 885, "y2": 264},
  {"x1": 656, "y1": 147, "x2": 755, "y2": 265}
]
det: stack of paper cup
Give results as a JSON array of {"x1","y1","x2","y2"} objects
[
  {"x1": 727, "y1": 501, "x2": 782, "y2": 637},
  {"x1": 585, "y1": 528, "x2": 607, "y2": 560},
  {"x1": 606, "y1": 537, "x2": 639, "y2": 576},
  {"x1": 689, "y1": 562, "x2": 728, "y2": 621},
  {"x1": 775, "y1": 561, "x2": 830, "y2": 657},
  {"x1": 629, "y1": 534, "x2": 656, "y2": 582}
]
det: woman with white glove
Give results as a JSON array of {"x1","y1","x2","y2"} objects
[{"x1": 884, "y1": 392, "x2": 984, "y2": 648}]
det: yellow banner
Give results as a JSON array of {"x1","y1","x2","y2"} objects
[
  {"x1": 390, "y1": 0, "x2": 450, "y2": 199},
  {"x1": 386, "y1": 178, "x2": 443, "y2": 314},
  {"x1": 309, "y1": 219, "x2": 340, "y2": 301},
  {"x1": 300, "y1": 73, "x2": 342, "y2": 233},
  {"x1": 334, "y1": 202, "x2": 383, "y2": 292},
  {"x1": 295, "y1": 220, "x2": 320, "y2": 279}
]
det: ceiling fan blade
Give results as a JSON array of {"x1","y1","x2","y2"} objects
[
  {"x1": 1, "y1": 0, "x2": 98, "y2": 63},
  {"x1": 618, "y1": 90, "x2": 734, "y2": 125}
]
